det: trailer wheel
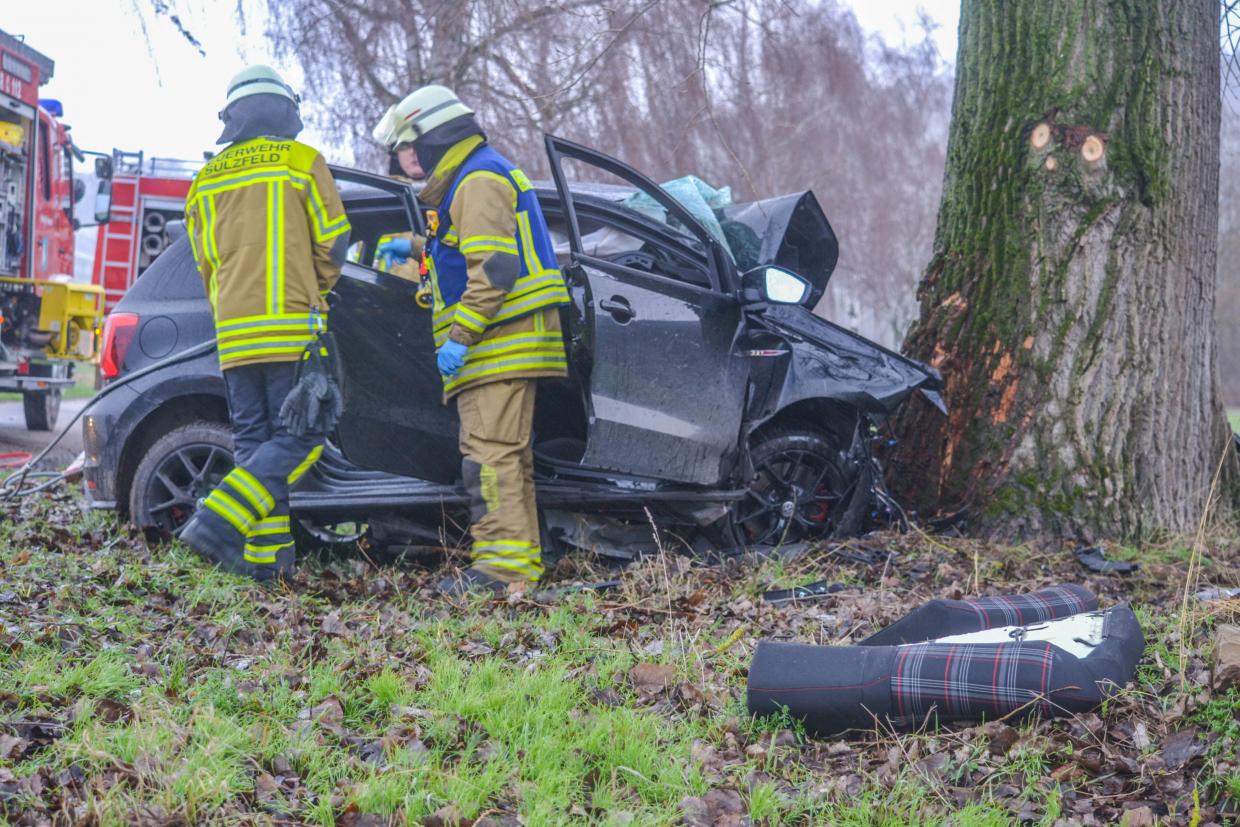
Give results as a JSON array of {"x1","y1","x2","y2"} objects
[{"x1": 23, "y1": 388, "x2": 62, "y2": 431}]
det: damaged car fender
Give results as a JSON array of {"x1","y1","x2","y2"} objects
[{"x1": 741, "y1": 302, "x2": 946, "y2": 433}]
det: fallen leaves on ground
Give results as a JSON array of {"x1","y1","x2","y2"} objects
[{"x1": 0, "y1": 489, "x2": 1237, "y2": 824}]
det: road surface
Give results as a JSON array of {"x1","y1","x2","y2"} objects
[{"x1": 0, "y1": 397, "x2": 88, "y2": 469}]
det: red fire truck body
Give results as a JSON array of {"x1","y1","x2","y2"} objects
[
  {"x1": 1, "y1": 28, "x2": 198, "y2": 430},
  {"x1": 92, "y1": 153, "x2": 196, "y2": 314},
  {"x1": 0, "y1": 28, "x2": 98, "y2": 430},
  {"x1": 1, "y1": 35, "x2": 77, "y2": 281}
]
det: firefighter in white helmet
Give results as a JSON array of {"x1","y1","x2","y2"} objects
[
  {"x1": 179, "y1": 65, "x2": 351, "y2": 584},
  {"x1": 373, "y1": 86, "x2": 569, "y2": 595}
]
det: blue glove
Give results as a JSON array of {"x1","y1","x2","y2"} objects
[
  {"x1": 377, "y1": 238, "x2": 412, "y2": 267},
  {"x1": 437, "y1": 340, "x2": 468, "y2": 377}
]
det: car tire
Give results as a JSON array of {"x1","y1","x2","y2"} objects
[
  {"x1": 23, "y1": 388, "x2": 62, "y2": 431},
  {"x1": 729, "y1": 425, "x2": 850, "y2": 547},
  {"x1": 128, "y1": 421, "x2": 234, "y2": 535}
]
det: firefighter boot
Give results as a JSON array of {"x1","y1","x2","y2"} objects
[
  {"x1": 177, "y1": 509, "x2": 249, "y2": 576},
  {"x1": 249, "y1": 544, "x2": 297, "y2": 587},
  {"x1": 436, "y1": 566, "x2": 509, "y2": 597},
  {"x1": 243, "y1": 507, "x2": 297, "y2": 585}
]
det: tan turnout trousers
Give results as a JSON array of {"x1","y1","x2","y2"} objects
[{"x1": 456, "y1": 378, "x2": 541, "y2": 582}]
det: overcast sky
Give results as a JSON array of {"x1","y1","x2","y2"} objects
[{"x1": 5, "y1": 0, "x2": 961, "y2": 165}]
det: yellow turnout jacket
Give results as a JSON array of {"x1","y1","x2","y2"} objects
[{"x1": 185, "y1": 137, "x2": 351, "y2": 370}]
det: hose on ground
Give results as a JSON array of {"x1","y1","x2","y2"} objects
[{"x1": 1, "y1": 340, "x2": 218, "y2": 501}]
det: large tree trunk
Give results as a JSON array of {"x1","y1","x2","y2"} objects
[{"x1": 894, "y1": 0, "x2": 1234, "y2": 540}]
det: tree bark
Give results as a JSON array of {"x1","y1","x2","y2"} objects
[{"x1": 894, "y1": 0, "x2": 1234, "y2": 540}]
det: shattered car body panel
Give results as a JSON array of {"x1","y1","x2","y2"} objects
[{"x1": 743, "y1": 303, "x2": 944, "y2": 426}]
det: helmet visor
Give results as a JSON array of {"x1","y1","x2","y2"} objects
[{"x1": 371, "y1": 105, "x2": 401, "y2": 149}]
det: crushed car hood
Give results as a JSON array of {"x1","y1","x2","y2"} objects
[
  {"x1": 753, "y1": 303, "x2": 945, "y2": 416},
  {"x1": 547, "y1": 181, "x2": 839, "y2": 308},
  {"x1": 723, "y1": 192, "x2": 838, "y2": 307}
]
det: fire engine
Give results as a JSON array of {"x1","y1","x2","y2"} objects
[
  {"x1": 0, "y1": 28, "x2": 197, "y2": 431},
  {"x1": 92, "y1": 151, "x2": 195, "y2": 315}
]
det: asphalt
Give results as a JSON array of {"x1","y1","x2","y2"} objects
[{"x1": 0, "y1": 397, "x2": 89, "y2": 470}]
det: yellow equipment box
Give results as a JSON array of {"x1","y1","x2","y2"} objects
[
  {"x1": 0, "y1": 121, "x2": 24, "y2": 149},
  {"x1": 34, "y1": 279, "x2": 104, "y2": 360}
]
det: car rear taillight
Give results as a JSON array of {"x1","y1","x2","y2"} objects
[{"x1": 100, "y1": 312, "x2": 139, "y2": 380}]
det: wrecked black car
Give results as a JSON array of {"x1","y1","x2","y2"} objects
[{"x1": 81, "y1": 135, "x2": 942, "y2": 557}]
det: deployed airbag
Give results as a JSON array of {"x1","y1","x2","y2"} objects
[{"x1": 747, "y1": 588, "x2": 1144, "y2": 737}]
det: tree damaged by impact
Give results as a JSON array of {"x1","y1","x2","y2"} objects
[{"x1": 893, "y1": 0, "x2": 1235, "y2": 542}]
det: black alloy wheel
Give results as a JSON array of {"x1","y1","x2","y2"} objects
[
  {"x1": 731, "y1": 427, "x2": 849, "y2": 547},
  {"x1": 128, "y1": 422, "x2": 234, "y2": 534}
]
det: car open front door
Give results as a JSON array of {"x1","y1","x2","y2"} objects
[
  {"x1": 326, "y1": 167, "x2": 463, "y2": 484},
  {"x1": 544, "y1": 135, "x2": 748, "y2": 487}
]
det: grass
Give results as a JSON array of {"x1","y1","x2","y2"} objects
[
  {"x1": 1229, "y1": 408, "x2": 1240, "y2": 432},
  {"x1": 0, "y1": 495, "x2": 1237, "y2": 824}
]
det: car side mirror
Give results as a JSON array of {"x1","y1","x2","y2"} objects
[
  {"x1": 94, "y1": 156, "x2": 114, "y2": 180},
  {"x1": 94, "y1": 180, "x2": 113, "y2": 224},
  {"x1": 73, "y1": 178, "x2": 86, "y2": 204},
  {"x1": 742, "y1": 266, "x2": 811, "y2": 305}
]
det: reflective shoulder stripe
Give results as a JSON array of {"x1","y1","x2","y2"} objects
[
  {"x1": 509, "y1": 169, "x2": 533, "y2": 193},
  {"x1": 290, "y1": 168, "x2": 350, "y2": 242},
  {"x1": 459, "y1": 169, "x2": 518, "y2": 209},
  {"x1": 191, "y1": 168, "x2": 292, "y2": 200}
]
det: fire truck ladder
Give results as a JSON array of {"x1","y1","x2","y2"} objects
[{"x1": 97, "y1": 172, "x2": 140, "y2": 313}]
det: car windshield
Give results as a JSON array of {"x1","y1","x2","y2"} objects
[{"x1": 549, "y1": 162, "x2": 768, "y2": 271}]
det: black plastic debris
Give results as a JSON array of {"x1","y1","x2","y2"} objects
[
  {"x1": 762, "y1": 580, "x2": 849, "y2": 605},
  {"x1": 829, "y1": 546, "x2": 894, "y2": 566},
  {"x1": 1075, "y1": 546, "x2": 1140, "y2": 575},
  {"x1": 1195, "y1": 586, "x2": 1240, "y2": 601},
  {"x1": 924, "y1": 510, "x2": 969, "y2": 535}
]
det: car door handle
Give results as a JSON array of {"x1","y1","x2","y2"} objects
[{"x1": 599, "y1": 296, "x2": 635, "y2": 323}]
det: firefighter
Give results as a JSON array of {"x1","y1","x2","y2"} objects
[
  {"x1": 375, "y1": 144, "x2": 425, "y2": 282},
  {"x1": 371, "y1": 86, "x2": 570, "y2": 595},
  {"x1": 178, "y1": 65, "x2": 351, "y2": 584}
]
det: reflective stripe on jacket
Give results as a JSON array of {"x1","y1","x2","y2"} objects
[{"x1": 185, "y1": 137, "x2": 351, "y2": 370}]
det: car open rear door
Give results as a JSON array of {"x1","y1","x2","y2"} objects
[
  {"x1": 327, "y1": 168, "x2": 463, "y2": 484},
  {"x1": 544, "y1": 135, "x2": 748, "y2": 486}
]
